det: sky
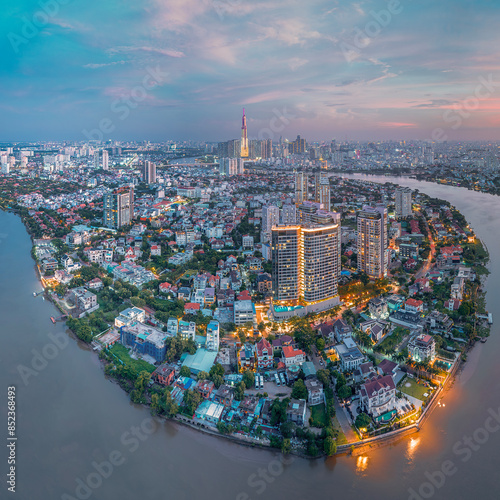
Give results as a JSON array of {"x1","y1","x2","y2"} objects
[{"x1": 2, "y1": 0, "x2": 500, "y2": 142}]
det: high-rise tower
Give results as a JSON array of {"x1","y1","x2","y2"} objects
[
  {"x1": 240, "y1": 108, "x2": 249, "y2": 158},
  {"x1": 357, "y1": 205, "x2": 388, "y2": 279}
]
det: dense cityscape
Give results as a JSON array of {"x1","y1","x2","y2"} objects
[
  {"x1": 4, "y1": 1, "x2": 500, "y2": 498},
  {"x1": 0, "y1": 110, "x2": 491, "y2": 460}
]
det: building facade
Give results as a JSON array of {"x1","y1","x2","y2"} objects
[
  {"x1": 271, "y1": 223, "x2": 340, "y2": 305},
  {"x1": 103, "y1": 186, "x2": 134, "y2": 229},
  {"x1": 357, "y1": 205, "x2": 388, "y2": 279},
  {"x1": 395, "y1": 187, "x2": 412, "y2": 218}
]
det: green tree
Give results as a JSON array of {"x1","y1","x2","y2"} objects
[
  {"x1": 179, "y1": 365, "x2": 191, "y2": 378},
  {"x1": 324, "y1": 436, "x2": 337, "y2": 456},
  {"x1": 316, "y1": 337, "x2": 325, "y2": 352},
  {"x1": 355, "y1": 413, "x2": 371, "y2": 429},
  {"x1": 197, "y1": 371, "x2": 209, "y2": 381},
  {"x1": 183, "y1": 389, "x2": 202, "y2": 416},
  {"x1": 337, "y1": 385, "x2": 352, "y2": 400},
  {"x1": 234, "y1": 381, "x2": 246, "y2": 401},
  {"x1": 291, "y1": 379, "x2": 308, "y2": 400},
  {"x1": 281, "y1": 438, "x2": 291, "y2": 454},
  {"x1": 242, "y1": 370, "x2": 255, "y2": 389},
  {"x1": 316, "y1": 369, "x2": 331, "y2": 388}
]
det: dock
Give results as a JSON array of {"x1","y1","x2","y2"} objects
[{"x1": 50, "y1": 315, "x2": 67, "y2": 324}]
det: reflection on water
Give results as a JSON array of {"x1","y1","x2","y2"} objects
[
  {"x1": 406, "y1": 437, "x2": 421, "y2": 463},
  {"x1": 356, "y1": 455, "x2": 369, "y2": 474}
]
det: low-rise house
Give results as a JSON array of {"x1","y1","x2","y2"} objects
[
  {"x1": 196, "y1": 380, "x2": 215, "y2": 399},
  {"x1": 425, "y1": 310, "x2": 453, "y2": 335},
  {"x1": 239, "y1": 343, "x2": 256, "y2": 369},
  {"x1": 115, "y1": 306, "x2": 146, "y2": 328},
  {"x1": 359, "y1": 375, "x2": 397, "y2": 419},
  {"x1": 333, "y1": 318, "x2": 353, "y2": 343},
  {"x1": 70, "y1": 286, "x2": 99, "y2": 317},
  {"x1": 405, "y1": 298, "x2": 424, "y2": 313},
  {"x1": 377, "y1": 359, "x2": 399, "y2": 380},
  {"x1": 152, "y1": 363, "x2": 176, "y2": 386},
  {"x1": 178, "y1": 320, "x2": 196, "y2": 341},
  {"x1": 213, "y1": 384, "x2": 235, "y2": 407},
  {"x1": 335, "y1": 337, "x2": 366, "y2": 372},
  {"x1": 408, "y1": 333, "x2": 436, "y2": 362},
  {"x1": 286, "y1": 399, "x2": 306, "y2": 426},
  {"x1": 256, "y1": 338, "x2": 273, "y2": 369},
  {"x1": 86, "y1": 278, "x2": 103, "y2": 291},
  {"x1": 282, "y1": 345, "x2": 306, "y2": 367},
  {"x1": 368, "y1": 297, "x2": 388, "y2": 319},
  {"x1": 305, "y1": 378, "x2": 324, "y2": 406},
  {"x1": 353, "y1": 361, "x2": 377, "y2": 383},
  {"x1": 234, "y1": 300, "x2": 255, "y2": 325},
  {"x1": 389, "y1": 310, "x2": 424, "y2": 330},
  {"x1": 240, "y1": 395, "x2": 260, "y2": 417},
  {"x1": 166, "y1": 317, "x2": 178, "y2": 336}
]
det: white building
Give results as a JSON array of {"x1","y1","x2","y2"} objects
[{"x1": 206, "y1": 321, "x2": 220, "y2": 352}]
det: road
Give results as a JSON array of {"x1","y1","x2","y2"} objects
[
  {"x1": 333, "y1": 394, "x2": 358, "y2": 443},
  {"x1": 416, "y1": 215, "x2": 436, "y2": 279}
]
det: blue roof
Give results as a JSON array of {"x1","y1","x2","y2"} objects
[{"x1": 182, "y1": 348, "x2": 218, "y2": 374}]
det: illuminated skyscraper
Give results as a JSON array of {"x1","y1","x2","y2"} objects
[
  {"x1": 357, "y1": 205, "x2": 388, "y2": 279},
  {"x1": 295, "y1": 171, "x2": 308, "y2": 204},
  {"x1": 271, "y1": 224, "x2": 340, "y2": 306},
  {"x1": 240, "y1": 108, "x2": 249, "y2": 158},
  {"x1": 103, "y1": 186, "x2": 134, "y2": 229}
]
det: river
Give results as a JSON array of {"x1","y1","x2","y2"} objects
[{"x1": 1, "y1": 175, "x2": 499, "y2": 500}]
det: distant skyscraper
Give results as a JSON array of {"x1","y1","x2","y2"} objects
[
  {"x1": 271, "y1": 223, "x2": 340, "y2": 305},
  {"x1": 103, "y1": 186, "x2": 134, "y2": 229},
  {"x1": 357, "y1": 205, "x2": 388, "y2": 279},
  {"x1": 289, "y1": 135, "x2": 306, "y2": 154},
  {"x1": 395, "y1": 187, "x2": 412, "y2": 218},
  {"x1": 93, "y1": 150, "x2": 99, "y2": 169},
  {"x1": 102, "y1": 150, "x2": 109, "y2": 170},
  {"x1": 240, "y1": 108, "x2": 249, "y2": 158},
  {"x1": 295, "y1": 171, "x2": 308, "y2": 204},
  {"x1": 142, "y1": 161, "x2": 156, "y2": 184},
  {"x1": 219, "y1": 158, "x2": 244, "y2": 176}
]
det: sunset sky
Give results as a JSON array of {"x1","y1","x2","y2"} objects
[{"x1": 2, "y1": 0, "x2": 500, "y2": 142}]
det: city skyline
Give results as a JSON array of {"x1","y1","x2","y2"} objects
[{"x1": 3, "y1": 0, "x2": 500, "y2": 142}]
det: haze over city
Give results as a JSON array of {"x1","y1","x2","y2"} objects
[{"x1": 4, "y1": 0, "x2": 500, "y2": 141}]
